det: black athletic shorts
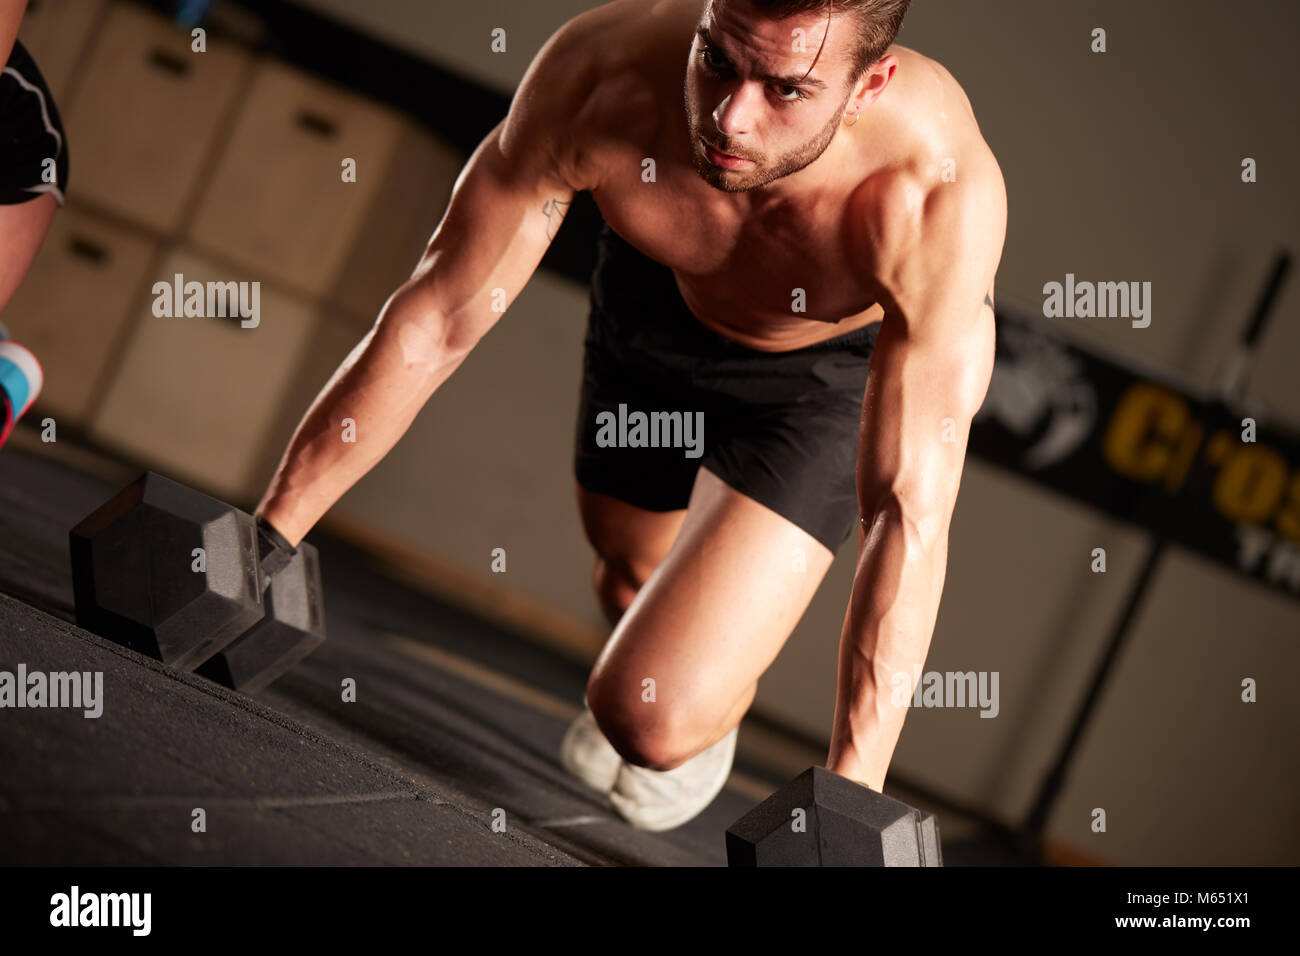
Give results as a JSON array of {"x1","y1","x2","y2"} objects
[
  {"x1": 575, "y1": 221, "x2": 881, "y2": 552},
  {"x1": 1, "y1": 40, "x2": 69, "y2": 206}
]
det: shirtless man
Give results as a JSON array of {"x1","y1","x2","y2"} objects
[{"x1": 256, "y1": 0, "x2": 1006, "y2": 830}]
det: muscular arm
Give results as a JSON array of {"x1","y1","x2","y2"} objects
[
  {"x1": 1, "y1": 1, "x2": 29, "y2": 69},
  {"x1": 255, "y1": 18, "x2": 595, "y2": 543},
  {"x1": 826, "y1": 169, "x2": 1005, "y2": 790}
]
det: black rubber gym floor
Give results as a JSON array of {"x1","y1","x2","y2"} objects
[{"x1": 0, "y1": 447, "x2": 764, "y2": 866}]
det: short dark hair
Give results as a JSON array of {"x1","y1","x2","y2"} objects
[{"x1": 747, "y1": 0, "x2": 911, "y2": 78}]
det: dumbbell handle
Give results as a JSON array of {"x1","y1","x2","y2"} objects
[{"x1": 255, "y1": 514, "x2": 298, "y2": 580}]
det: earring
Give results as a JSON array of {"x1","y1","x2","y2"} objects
[{"x1": 844, "y1": 110, "x2": 860, "y2": 127}]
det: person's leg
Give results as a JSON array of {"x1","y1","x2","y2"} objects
[
  {"x1": 0, "y1": 192, "x2": 57, "y2": 314},
  {"x1": 586, "y1": 465, "x2": 836, "y2": 771},
  {"x1": 576, "y1": 481, "x2": 686, "y2": 625},
  {"x1": 1, "y1": 39, "x2": 68, "y2": 316},
  {"x1": 563, "y1": 482, "x2": 685, "y2": 792},
  {"x1": 0, "y1": 194, "x2": 57, "y2": 446}
]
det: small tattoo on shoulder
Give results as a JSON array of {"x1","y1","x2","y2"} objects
[
  {"x1": 542, "y1": 197, "x2": 571, "y2": 240},
  {"x1": 984, "y1": 292, "x2": 995, "y2": 311}
]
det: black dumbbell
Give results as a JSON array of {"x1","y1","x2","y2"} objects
[
  {"x1": 726, "y1": 766, "x2": 942, "y2": 866},
  {"x1": 69, "y1": 471, "x2": 325, "y2": 692}
]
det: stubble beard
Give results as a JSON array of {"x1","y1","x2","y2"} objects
[{"x1": 684, "y1": 81, "x2": 852, "y2": 193}]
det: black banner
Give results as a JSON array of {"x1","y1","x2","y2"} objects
[{"x1": 971, "y1": 311, "x2": 1300, "y2": 602}]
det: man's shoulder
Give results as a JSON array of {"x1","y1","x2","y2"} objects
[
  {"x1": 851, "y1": 170, "x2": 1002, "y2": 286},
  {"x1": 517, "y1": 0, "x2": 694, "y2": 190},
  {"x1": 847, "y1": 71, "x2": 1006, "y2": 322},
  {"x1": 862, "y1": 48, "x2": 1000, "y2": 202},
  {"x1": 852, "y1": 108, "x2": 1005, "y2": 276}
]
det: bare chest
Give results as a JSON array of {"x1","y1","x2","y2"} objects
[{"x1": 592, "y1": 170, "x2": 883, "y2": 336}]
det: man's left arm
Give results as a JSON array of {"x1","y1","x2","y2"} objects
[{"x1": 826, "y1": 170, "x2": 1006, "y2": 790}]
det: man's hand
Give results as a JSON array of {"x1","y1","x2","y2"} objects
[{"x1": 827, "y1": 161, "x2": 1006, "y2": 791}]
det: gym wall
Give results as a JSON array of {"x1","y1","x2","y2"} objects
[{"x1": 7, "y1": 0, "x2": 1297, "y2": 865}]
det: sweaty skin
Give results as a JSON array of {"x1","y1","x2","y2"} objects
[{"x1": 258, "y1": 0, "x2": 1006, "y2": 790}]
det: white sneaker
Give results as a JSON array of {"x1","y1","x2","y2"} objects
[
  {"x1": 609, "y1": 727, "x2": 738, "y2": 831},
  {"x1": 560, "y1": 707, "x2": 623, "y2": 793}
]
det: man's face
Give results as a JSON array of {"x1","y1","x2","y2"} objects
[{"x1": 684, "y1": 0, "x2": 859, "y2": 193}]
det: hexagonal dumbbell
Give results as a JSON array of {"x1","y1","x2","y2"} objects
[
  {"x1": 69, "y1": 471, "x2": 325, "y2": 691},
  {"x1": 725, "y1": 766, "x2": 942, "y2": 866},
  {"x1": 195, "y1": 540, "x2": 326, "y2": 693}
]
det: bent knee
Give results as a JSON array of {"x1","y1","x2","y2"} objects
[{"x1": 586, "y1": 676, "x2": 699, "y2": 770}]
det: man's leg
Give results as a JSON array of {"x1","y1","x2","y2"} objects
[
  {"x1": 564, "y1": 481, "x2": 685, "y2": 793},
  {"x1": 586, "y1": 466, "x2": 836, "y2": 771},
  {"x1": 576, "y1": 481, "x2": 685, "y2": 625},
  {"x1": 0, "y1": 193, "x2": 57, "y2": 313},
  {"x1": 0, "y1": 194, "x2": 57, "y2": 447}
]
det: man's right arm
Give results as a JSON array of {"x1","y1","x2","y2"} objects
[{"x1": 255, "y1": 22, "x2": 594, "y2": 544}]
